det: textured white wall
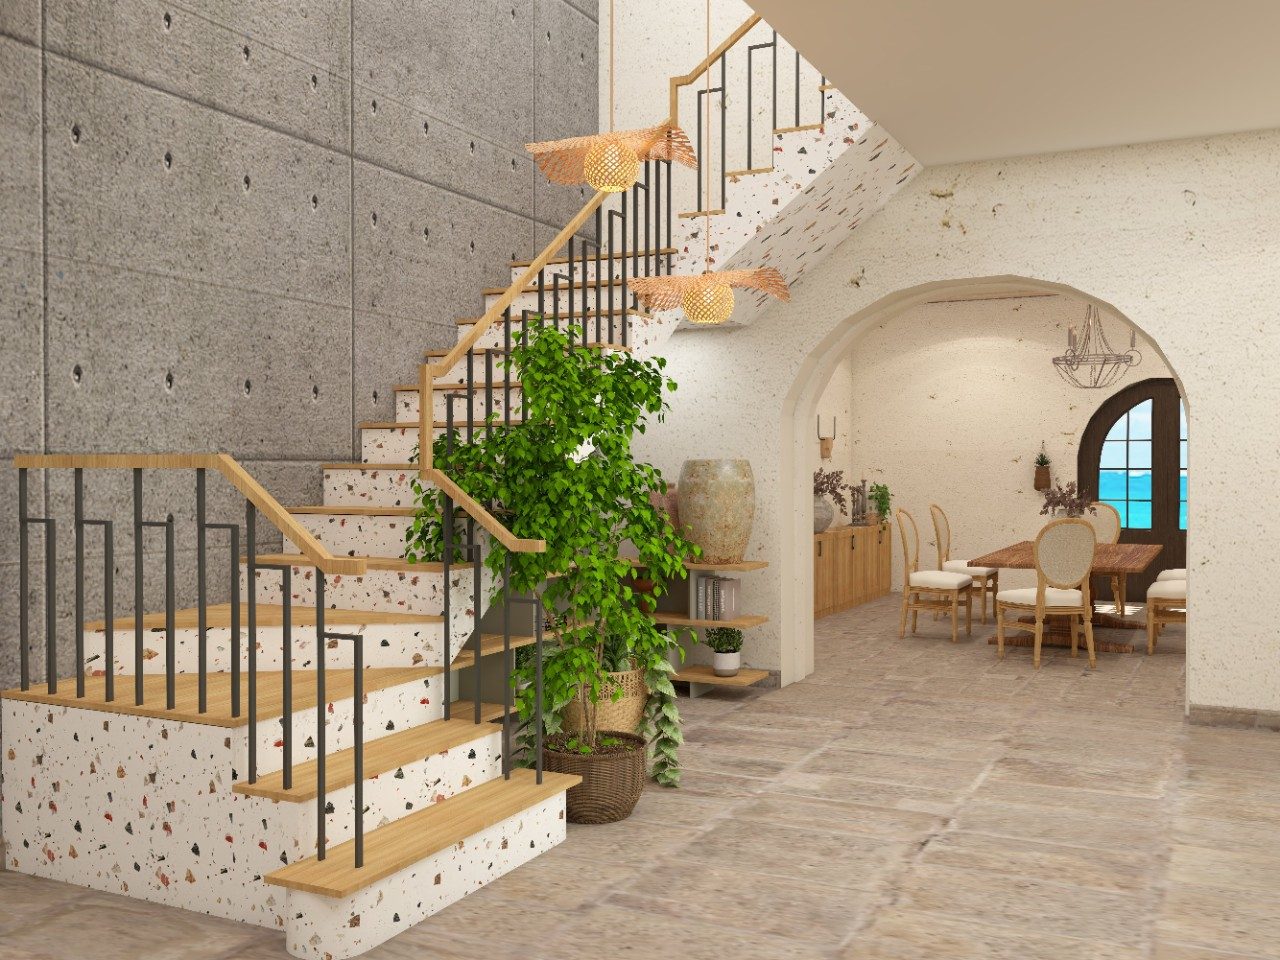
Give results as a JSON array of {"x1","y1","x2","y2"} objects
[
  {"x1": 812, "y1": 353, "x2": 855, "y2": 479},
  {"x1": 839, "y1": 296, "x2": 1173, "y2": 591},
  {"x1": 635, "y1": 128, "x2": 1280, "y2": 715}
]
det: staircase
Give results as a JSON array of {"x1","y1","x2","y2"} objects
[{"x1": 1, "y1": 14, "x2": 913, "y2": 960}]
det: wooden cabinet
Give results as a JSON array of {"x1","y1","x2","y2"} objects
[{"x1": 815, "y1": 523, "x2": 892, "y2": 618}]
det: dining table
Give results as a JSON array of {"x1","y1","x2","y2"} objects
[{"x1": 968, "y1": 540, "x2": 1163, "y2": 653}]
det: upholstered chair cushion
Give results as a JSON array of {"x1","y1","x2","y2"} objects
[
  {"x1": 1147, "y1": 580, "x2": 1187, "y2": 601},
  {"x1": 996, "y1": 586, "x2": 1084, "y2": 607},
  {"x1": 909, "y1": 570, "x2": 973, "y2": 590},
  {"x1": 1156, "y1": 568, "x2": 1187, "y2": 582},
  {"x1": 943, "y1": 560, "x2": 997, "y2": 577}
]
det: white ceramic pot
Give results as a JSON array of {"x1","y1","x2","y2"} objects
[{"x1": 713, "y1": 651, "x2": 741, "y2": 678}]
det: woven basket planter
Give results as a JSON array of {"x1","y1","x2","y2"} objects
[
  {"x1": 543, "y1": 731, "x2": 647, "y2": 824},
  {"x1": 562, "y1": 667, "x2": 647, "y2": 735}
]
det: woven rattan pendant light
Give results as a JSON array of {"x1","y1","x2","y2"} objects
[
  {"x1": 630, "y1": 0, "x2": 789, "y2": 324},
  {"x1": 526, "y1": 0, "x2": 697, "y2": 192}
]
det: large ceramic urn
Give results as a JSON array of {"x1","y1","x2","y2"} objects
[{"x1": 676, "y1": 459, "x2": 756, "y2": 565}]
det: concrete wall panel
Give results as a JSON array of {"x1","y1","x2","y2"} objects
[
  {"x1": 0, "y1": 0, "x2": 39, "y2": 45},
  {"x1": 46, "y1": 0, "x2": 352, "y2": 149}
]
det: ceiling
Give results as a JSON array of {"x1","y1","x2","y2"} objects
[{"x1": 749, "y1": 0, "x2": 1280, "y2": 165}]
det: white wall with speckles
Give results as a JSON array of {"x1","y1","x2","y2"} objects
[{"x1": 636, "y1": 128, "x2": 1280, "y2": 715}]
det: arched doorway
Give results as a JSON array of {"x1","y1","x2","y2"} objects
[
  {"x1": 1078, "y1": 377, "x2": 1187, "y2": 599},
  {"x1": 782, "y1": 276, "x2": 1189, "y2": 685}
]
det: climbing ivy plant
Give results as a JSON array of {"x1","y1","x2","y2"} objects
[{"x1": 404, "y1": 325, "x2": 694, "y2": 787}]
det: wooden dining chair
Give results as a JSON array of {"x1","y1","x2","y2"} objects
[
  {"x1": 897, "y1": 508, "x2": 973, "y2": 643},
  {"x1": 995, "y1": 517, "x2": 1098, "y2": 669},
  {"x1": 1086, "y1": 502, "x2": 1126, "y2": 614},
  {"x1": 1146, "y1": 578, "x2": 1187, "y2": 654},
  {"x1": 929, "y1": 503, "x2": 998, "y2": 624}
]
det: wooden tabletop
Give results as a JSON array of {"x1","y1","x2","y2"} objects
[{"x1": 969, "y1": 541, "x2": 1162, "y2": 576}]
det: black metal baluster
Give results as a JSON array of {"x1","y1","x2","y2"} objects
[
  {"x1": 485, "y1": 348, "x2": 494, "y2": 441},
  {"x1": 696, "y1": 85, "x2": 704, "y2": 212},
  {"x1": 96, "y1": 519, "x2": 115, "y2": 702},
  {"x1": 279, "y1": 565, "x2": 293, "y2": 788},
  {"x1": 442, "y1": 492, "x2": 453, "y2": 722},
  {"x1": 618, "y1": 199, "x2": 627, "y2": 345},
  {"x1": 18, "y1": 468, "x2": 29, "y2": 691},
  {"x1": 74, "y1": 468, "x2": 85, "y2": 697},
  {"x1": 205, "y1": 520, "x2": 240, "y2": 716},
  {"x1": 503, "y1": 308, "x2": 513, "y2": 429},
  {"x1": 472, "y1": 537, "x2": 482, "y2": 726},
  {"x1": 644, "y1": 161, "x2": 651, "y2": 277},
  {"x1": 44, "y1": 514, "x2": 56, "y2": 694},
  {"x1": 534, "y1": 601, "x2": 544, "y2": 785},
  {"x1": 164, "y1": 514, "x2": 175, "y2": 709},
  {"x1": 196, "y1": 468, "x2": 207, "y2": 713},
  {"x1": 794, "y1": 48, "x2": 801, "y2": 126},
  {"x1": 665, "y1": 160, "x2": 673, "y2": 273},
  {"x1": 353, "y1": 633, "x2": 363, "y2": 867},
  {"x1": 246, "y1": 501, "x2": 258, "y2": 783},
  {"x1": 552, "y1": 273, "x2": 567, "y2": 333},
  {"x1": 501, "y1": 552, "x2": 511, "y2": 779},
  {"x1": 772, "y1": 31, "x2": 778, "y2": 133},
  {"x1": 720, "y1": 54, "x2": 728, "y2": 212},
  {"x1": 818, "y1": 73, "x2": 826, "y2": 123},
  {"x1": 653, "y1": 161, "x2": 663, "y2": 275},
  {"x1": 315, "y1": 574, "x2": 327, "y2": 861},
  {"x1": 581, "y1": 235, "x2": 590, "y2": 320},
  {"x1": 465, "y1": 351, "x2": 475, "y2": 444},
  {"x1": 133, "y1": 469, "x2": 144, "y2": 705}
]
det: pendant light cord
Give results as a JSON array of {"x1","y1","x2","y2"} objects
[{"x1": 703, "y1": 0, "x2": 712, "y2": 272}]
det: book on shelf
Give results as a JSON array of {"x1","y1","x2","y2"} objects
[{"x1": 693, "y1": 574, "x2": 741, "y2": 622}]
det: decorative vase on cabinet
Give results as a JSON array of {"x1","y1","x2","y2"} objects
[
  {"x1": 813, "y1": 495, "x2": 834, "y2": 533},
  {"x1": 677, "y1": 459, "x2": 756, "y2": 565}
]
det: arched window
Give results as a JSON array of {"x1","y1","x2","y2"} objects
[{"x1": 1079, "y1": 378, "x2": 1186, "y2": 597}]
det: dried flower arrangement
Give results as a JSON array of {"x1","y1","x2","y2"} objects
[{"x1": 1040, "y1": 480, "x2": 1097, "y2": 518}]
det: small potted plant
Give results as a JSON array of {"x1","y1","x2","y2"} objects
[
  {"x1": 1034, "y1": 447, "x2": 1052, "y2": 491},
  {"x1": 704, "y1": 626, "x2": 744, "y2": 677},
  {"x1": 813, "y1": 468, "x2": 852, "y2": 533},
  {"x1": 869, "y1": 482, "x2": 892, "y2": 524}
]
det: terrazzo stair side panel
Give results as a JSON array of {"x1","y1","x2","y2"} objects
[
  {"x1": 1, "y1": 698, "x2": 498, "y2": 935},
  {"x1": 282, "y1": 792, "x2": 568, "y2": 960},
  {"x1": 667, "y1": 90, "x2": 918, "y2": 327},
  {"x1": 323, "y1": 466, "x2": 422, "y2": 508},
  {"x1": 81, "y1": 620, "x2": 442, "y2": 676}
]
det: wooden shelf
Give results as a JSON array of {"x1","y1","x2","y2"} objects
[
  {"x1": 656, "y1": 613, "x2": 768, "y2": 629},
  {"x1": 627, "y1": 557, "x2": 768, "y2": 572},
  {"x1": 672, "y1": 665, "x2": 769, "y2": 688}
]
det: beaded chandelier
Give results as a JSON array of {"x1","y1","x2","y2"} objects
[{"x1": 1052, "y1": 303, "x2": 1142, "y2": 389}]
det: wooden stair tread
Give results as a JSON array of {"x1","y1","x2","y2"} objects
[
  {"x1": 321, "y1": 462, "x2": 419, "y2": 471},
  {"x1": 482, "y1": 276, "x2": 630, "y2": 296},
  {"x1": 425, "y1": 342, "x2": 632, "y2": 358},
  {"x1": 452, "y1": 631, "x2": 539, "y2": 669},
  {"x1": 263, "y1": 768, "x2": 580, "y2": 896},
  {"x1": 0, "y1": 667, "x2": 439, "y2": 728},
  {"x1": 775, "y1": 122, "x2": 824, "y2": 134},
  {"x1": 673, "y1": 664, "x2": 769, "y2": 688},
  {"x1": 726, "y1": 166, "x2": 774, "y2": 178},
  {"x1": 84, "y1": 602, "x2": 440, "y2": 632},
  {"x1": 627, "y1": 557, "x2": 769, "y2": 572},
  {"x1": 394, "y1": 381, "x2": 522, "y2": 392},
  {"x1": 454, "y1": 308, "x2": 649, "y2": 325},
  {"x1": 290, "y1": 504, "x2": 416, "y2": 517},
  {"x1": 656, "y1": 612, "x2": 769, "y2": 629},
  {"x1": 678, "y1": 208, "x2": 726, "y2": 219},
  {"x1": 234, "y1": 705, "x2": 509, "y2": 801},
  {"x1": 510, "y1": 247, "x2": 675, "y2": 268},
  {"x1": 359, "y1": 420, "x2": 525, "y2": 429},
  {"x1": 243, "y1": 553, "x2": 444, "y2": 574}
]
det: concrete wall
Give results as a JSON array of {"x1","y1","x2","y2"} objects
[
  {"x1": 635, "y1": 128, "x2": 1280, "y2": 717},
  {"x1": 0, "y1": 1, "x2": 598, "y2": 690},
  {"x1": 837, "y1": 295, "x2": 1173, "y2": 591}
]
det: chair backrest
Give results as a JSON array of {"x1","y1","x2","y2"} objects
[
  {"x1": 929, "y1": 504, "x2": 951, "y2": 568},
  {"x1": 1034, "y1": 517, "x2": 1097, "y2": 589},
  {"x1": 1087, "y1": 502, "x2": 1122, "y2": 545},
  {"x1": 896, "y1": 508, "x2": 920, "y2": 580}
]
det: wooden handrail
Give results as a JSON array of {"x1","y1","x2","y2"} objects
[
  {"x1": 427, "y1": 469, "x2": 545, "y2": 553},
  {"x1": 11, "y1": 453, "x2": 367, "y2": 575},
  {"x1": 668, "y1": 13, "x2": 763, "y2": 126}
]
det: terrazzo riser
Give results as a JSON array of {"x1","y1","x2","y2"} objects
[
  {"x1": 242, "y1": 564, "x2": 486, "y2": 656},
  {"x1": 361, "y1": 425, "x2": 435, "y2": 465},
  {"x1": 323, "y1": 467, "x2": 419, "y2": 508},
  {"x1": 293, "y1": 512, "x2": 416, "y2": 557},
  {"x1": 398, "y1": 388, "x2": 524, "y2": 422},
  {"x1": 1, "y1": 700, "x2": 502, "y2": 938},
  {"x1": 82, "y1": 620, "x2": 442, "y2": 675},
  {"x1": 284, "y1": 793, "x2": 567, "y2": 960}
]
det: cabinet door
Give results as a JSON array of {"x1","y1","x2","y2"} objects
[
  {"x1": 814, "y1": 535, "x2": 832, "y2": 615},
  {"x1": 833, "y1": 527, "x2": 852, "y2": 609},
  {"x1": 856, "y1": 525, "x2": 874, "y2": 606},
  {"x1": 877, "y1": 523, "x2": 892, "y2": 597}
]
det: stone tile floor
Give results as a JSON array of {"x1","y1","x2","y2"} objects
[{"x1": 3, "y1": 596, "x2": 1278, "y2": 959}]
